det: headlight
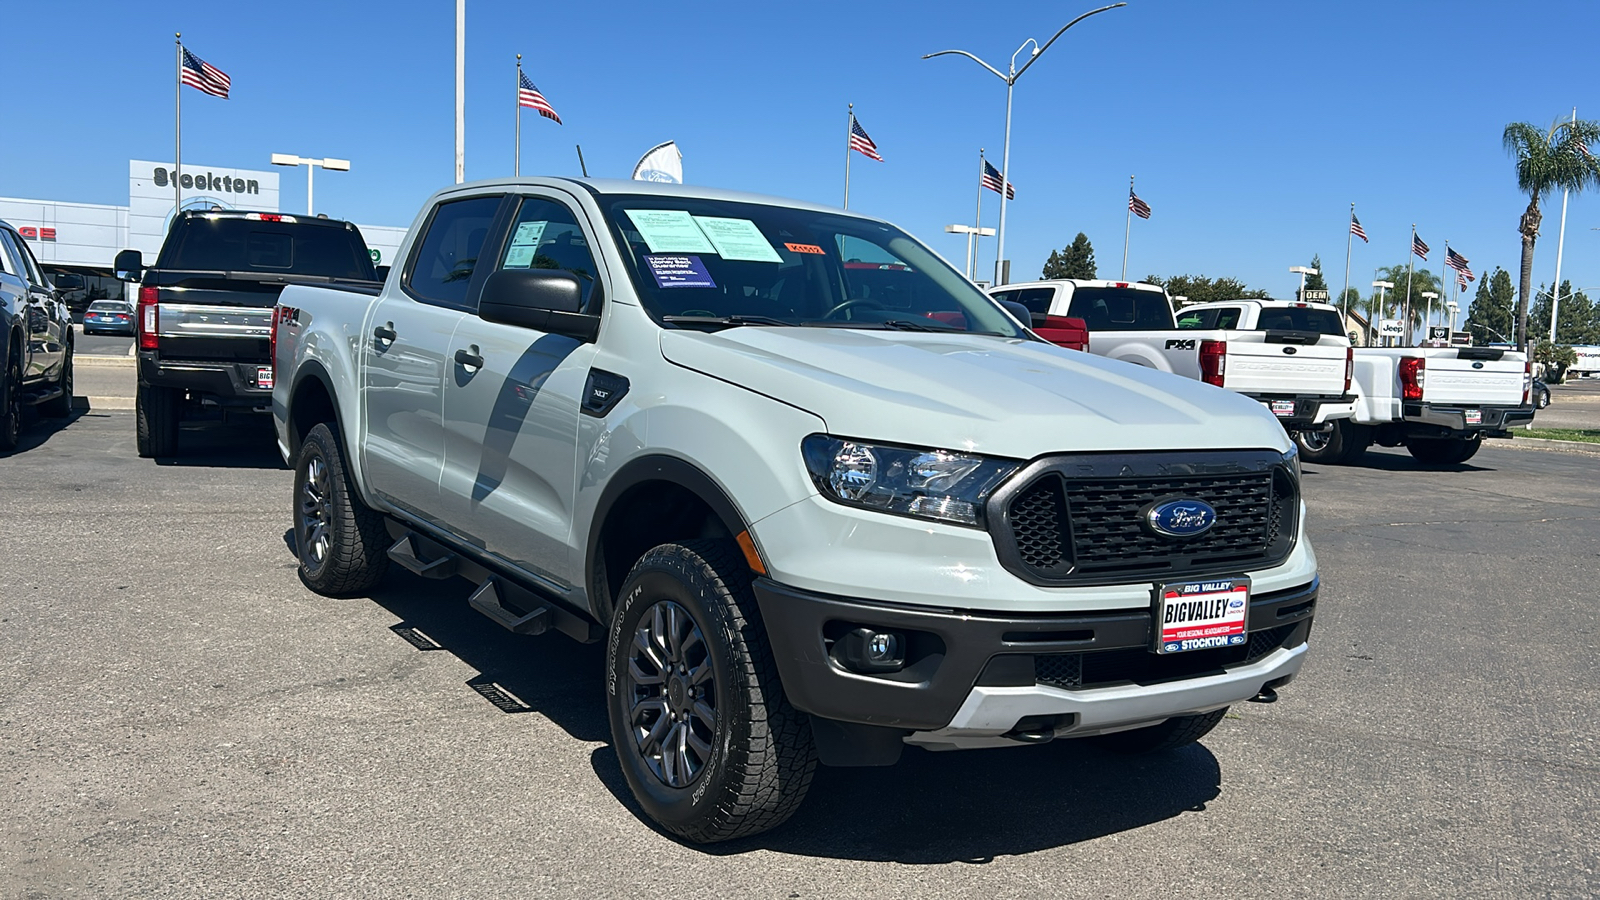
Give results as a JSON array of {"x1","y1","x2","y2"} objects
[
  {"x1": 801, "y1": 435, "x2": 1020, "y2": 527},
  {"x1": 1282, "y1": 444, "x2": 1301, "y2": 481}
]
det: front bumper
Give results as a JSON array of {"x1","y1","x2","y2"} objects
[
  {"x1": 753, "y1": 576, "x2": 1317, "y2": 734},
  {"x1": 1402, "y1": 402, "x2": 1535, "y2": 436},
  {"x1": 1246, "y1": 394, "x2": 1357, "y2": 431},
  {"x1": 138, "y1": 351, "x2": 274, "y2": 406}
]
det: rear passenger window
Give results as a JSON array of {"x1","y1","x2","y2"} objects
[
  {"x1": 1214, "y1": 307, "x2": 1242, "y2": 329},
  {"x1": 497, "y1": 197, "x2": 599, "y2": 305},
  {"x1": 1013, "y1": 287, "x2": 1056, "y2": 315},
  {"x1": 1177, "y1": 308, "x2": 1216, "y2": 329},
  {"x1": 406, "y1": 196, "x2": 503, "y2": 308}
]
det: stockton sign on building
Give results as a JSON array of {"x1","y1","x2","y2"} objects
[{"x1": 149, "y1": 165, "x2": 262, "y2": 196}]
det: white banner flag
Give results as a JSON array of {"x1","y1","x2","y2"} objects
[{"x1": 632, "y1": 141, "x2": 683, "y2": 184}]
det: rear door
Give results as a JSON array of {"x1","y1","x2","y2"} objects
[
  {"x1": 0, "y1": 228, "x2": 62, "y2": 380},
  {"x1": 0, "y1": 231, "x2": 29, "y2": 375},
  {"x1": 437, "y1": 192, "x2": 604, "y2": 584},
  {"x1": 1423, "y1": 350, "x2": 1525, "y2": 406},
  {"x1": 362, "y1": 193, "x2": 509, "y2": 521}
]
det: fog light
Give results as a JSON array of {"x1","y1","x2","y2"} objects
[{"x1": 837, "y1": 627, "x2": 906, "y2": 673}]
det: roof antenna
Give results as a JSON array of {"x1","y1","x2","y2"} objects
[{"x1": 575, "y1": 144, "x2": 589, "y2": 177}]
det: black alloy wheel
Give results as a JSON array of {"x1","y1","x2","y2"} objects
[
  {"x1": 293, "y1": 422, "x2": 388, "y2": 595},
  {"x1": 625, "y1": 599, "x2": 718, "y2": 788}
]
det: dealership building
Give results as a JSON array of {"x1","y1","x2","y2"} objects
[{"x1": 0, "y1": 160, "x2": 406, "y2": 306}]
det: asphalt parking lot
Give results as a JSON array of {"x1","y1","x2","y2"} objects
[{"x1": 2, "y1": 412, "x2": 1597, "y2": 898}]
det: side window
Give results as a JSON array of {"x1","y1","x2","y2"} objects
[
  {"x1": 0, "y1": 230, "x2": 16, "y2": 276},
  {"x1": 12, "y1": 234, "x2": 47, "y2": 287},
  {"x1": 1014, "y1": 287, "x2": 1056, "y2": 315},
  {"x1": 989, "y1": 289, "x2": 1019, "y2": 306},
  {"x1": 497, "y1": 196, "x2": 599, "y2": 305},
  {"x1": 404, "y1": 195, "x2": 504, "y2": 308},
  {"x1": 1176, "y1": 308, "x2": 1216, "y2": 329},
  {"x1": 1214, "y1": 307, "x2": 1242, "y2": 329}
]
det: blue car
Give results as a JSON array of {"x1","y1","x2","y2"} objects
[{"x1": 83, "y1": 299, "x2": 135, "y2": 335}]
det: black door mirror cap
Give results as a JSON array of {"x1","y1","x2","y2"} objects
[
  {"x1": 113, "y1": 249, "x2": 143, "y2": 282},
  {"x1": 480, "y1": 268, "x2": 601, "y2": 342}
]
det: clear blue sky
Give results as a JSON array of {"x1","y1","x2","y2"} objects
[{"x1": 7, "y1": 0, "x2": 1600, "y2": 303}]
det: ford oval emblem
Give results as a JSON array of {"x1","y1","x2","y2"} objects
[
  {"x1": 1283, "y1": 346, "x2": 1298, "y2": 355},
  {"x1": 1144, "y1": 498, "x2": 1217, "y2": 538},
  {"x1": 1472, "y1": 361, "x2": 1484, "y2": 369}
]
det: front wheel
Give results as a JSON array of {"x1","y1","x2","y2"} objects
[
  {"x1": 606, "y1": 540, "x2": 816, "y2": 843},
  {"x1": 1405, "y1": 434, "x2": 1482, "y2": 466},
  {"x1": 294, "y1": 422, "x2": 389, "y2": 595},
  {"x1": 1090, "y1": 708, "x2": 1228, "y2": 754}
]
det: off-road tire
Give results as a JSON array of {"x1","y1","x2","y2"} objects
[
  {"x1": 606, "y1": 539, "x2": 816, "y2": 844},
  {"x1": 1405, "y1": 434, "x2": 1481, "y2": 466},
  {"x1": 0, "y1": 347, "x2": 21, "y2": 452},
  {"x1": 1091, "y1": 707, "x2": 1229, "y2": 755},
  {"x1": 135, "y1": 383, "x2": 181, "y2": 457},
  {"x1": 294, "y1": 422, "x2": 389, "y2": 596},
  {"x1": 41, "y1": 342, "x2": 73, "y2": 418}
]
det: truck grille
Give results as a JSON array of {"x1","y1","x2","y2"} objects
[
  {"x1": 987, "y1": 451, "x2": 1297, "y2": 586},
  {"x1": 1034, "y1": 623, "x2": 1298, "y2": 690}
]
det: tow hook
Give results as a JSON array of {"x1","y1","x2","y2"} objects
[{"x1": 1249, "y1": 686, "x2": 1278, "y2": 704}]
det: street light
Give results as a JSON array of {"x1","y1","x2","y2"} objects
[
  {"x1": 1372, "y1": 279, "x2": 1395, "y2": 346},
  {"x1": 1446, "y1": 300, "x2": 1460, "y2": 336},
  {"x1": 270, "y1": 153, "x2": 350, "y2": 216},
  {"x1": 1420, "y1": 290, "x2": 1438, "y2": 340},
  {"x1": 1289, "y1": 265, "x2": 1319, "y2": 297},
  {"x1": 1535, "y1": 284, "x2": 1600, "y2": 343},
  {"x1": 922, "y1": 3, "x2": 1126, "y2": 287},
  {"x1": 945, "y1": 224, "x2": 996, "y2": 281}
]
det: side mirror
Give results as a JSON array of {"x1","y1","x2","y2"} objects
[
  {"x1": 479, "y1": 268, "x2": 600, "y2": 342},
  {"x1": 998, "y1": 299, "x2": 1031, "y2": 325},
  {"x1": 114, "y1": 249, "x2": 143, "y2": 282}
]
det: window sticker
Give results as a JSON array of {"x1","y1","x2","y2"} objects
[
  {"x1": 504, "y1": 244, "x2": 538, "y2": 268},
  {"x1": 691, "y1": 216, "x2": 783, "y2": 263},
  {"x1": 644, "y1": 254, "x2": 717, "y2": 289},
  {"x1": 624, "y1": 209, "x2": 716, "y2": 254},
  {"x1": 511, "y1": 220, "x2": 548, "y2": 247},
  {"x1": 784, "y1": 242, "x2": 825, "y2": 255}
]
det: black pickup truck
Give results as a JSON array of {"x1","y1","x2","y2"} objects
[{"x1": 115, "y1": 211, "x2": 378, "y2": 457}]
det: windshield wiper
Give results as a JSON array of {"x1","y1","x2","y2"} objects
[
  {"x1": 878, "y1": 318, "x2": 941, "y2": 332},
  {"x1": 661, "y1": 314, "x2": 797, "y2": 330}
]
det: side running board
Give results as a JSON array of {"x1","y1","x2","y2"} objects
[
  {"x1": 386, "y1": 534, "x2": 459, "y2": 579},
  {"x1": 468, "y1": 578, "x2": 551, "y2": 635}
]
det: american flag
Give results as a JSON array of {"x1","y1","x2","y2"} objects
[
  {"x1": 1457, "y1": 271, "x2": 1469, "y2": 291},
  {"x1": 518, "y1": 71, "x2": 562, "y2": 124},
  {"x1": 1445, "y1": 247, "x2": 1474, "y2": 282},
  {"x1": 849, "y1": 117, "x2": 882, "y2": 162},
  {"x1": 181, "y1": 48, "x2": 230, "y2": 99},
  {"x1": 980, "y1": 160, "x2": 1015, "y2": 199},
  {"x1": 1412, "y1": 232, "x2": 1430, "y2": 261},
  {"x1": 1350, "y1": 212, "x2": 1368, "y2": 243},
  {"x1": 1129, "y1": 189, "x2": 1151, "y2": 220}
]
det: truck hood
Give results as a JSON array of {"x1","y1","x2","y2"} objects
[{"x1": 659, "y1": 328, "x2": 1291, "y2": 458}]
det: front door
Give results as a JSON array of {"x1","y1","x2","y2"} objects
[
  {"x1": 361, "y1": 194, "x2": 506, "y2": 521},
  {"x1": 438, "y1": 193, "x2": 602, "y2": 584}
]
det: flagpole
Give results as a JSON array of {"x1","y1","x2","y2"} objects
[
  {"x1": 454, "y1": 0, "x2": 465, "y2": 184},
  {"x1": 1405, "y1": 224, "x2": 1416, "y2": 347},
  {"x1": 971, "y1": 149, "x2": 986, "y2": 281},
  {"x1": 1342, "y1": 203, "x2": 1354, "y2": 327},
  {"x1": 514, "y1": 55, "x2": 522, "y2": 178},
  {"x1": 1550, "y1": 106, "x2": 1577, "y2": 343},
  {"x1": 843, "y1": 104, "x2": 853, "y2": 210},
  {"x1": 174, "y1": 33, "x2": 183, "y2": 219},
  {"x1": 1121, "y1": 175, "x2": 1133, "y2": 280}
]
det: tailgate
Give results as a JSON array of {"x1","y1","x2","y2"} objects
[
  {"x1": 1423, "y1": 355, "x2": 1524, "y2": 406},
  {"x1": 1224, "y1": 339, "x2": 1346, "y2": 395}
]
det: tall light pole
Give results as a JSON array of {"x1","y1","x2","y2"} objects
[
  {"x1": 945, "y1": 224, "x2": 996, "y2": 280},
  {"x1": 270, "y1": 154, "x2": 351, "y2": 216},
  {"x1": 1420, "y1": 290, "x2": 1439, "y2": 337},
  {"x1": 1289, "y1": 265, "x2": 1319, "y2": 298},
  {"x1": 923, "y1": 3, "x2": 1125, "y2": 287},
  {"x1": 1446, "y1": 300, "x2": 1460, "y2": 336},
  {"x1": 1373, "y1": 279, "x2": 1395, "y2": 346},
  {"x1": 455, "y1": 0, "x2": 465, "y2": 184}
]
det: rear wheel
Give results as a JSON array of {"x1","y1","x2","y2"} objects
[
  {"x1": 42, "y1": 342, "x2": 73, "y2": 418},
  {"x1": 294, "y1": 422, "x2": 389, "y2": 595},
  {"x1": 1091, "y1": 708, "x2": 1229, "y2": 754},
  {"x1": 1405, "y1": 434, "x2": 1481, "y2": 465},
  {"x1": 607, "y1": 539, "x2": 816, "y2": 843},
  {"x1": 0, "y1": 347, "x2": 21, "y2": 452},
  {"x1": 135, "y1": 383, "x2": 181, "y2": 457},
  {"x1": 1294, "y1": 420, "x2": 1370, "y2": 465}
]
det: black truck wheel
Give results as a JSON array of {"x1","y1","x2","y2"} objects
[
  {"x1": 1405, "y1": 434, "x2": 1481, "y2": 466},
  {"x1": 0, "y1": 348, "x2": 21, "y2": 452},
  {"x1": 135, "y1": 383, "x2": 181, "y2": 458},
  {"x1": 1090, "y1": 708, "x2": 1229, "y2": 755},
  {"x1": 294, "y1": 422, "x2": 388, "y2": 596},
  {"x1": 42, "y1": 342, "x2": 73, "y2": 418},
  {"x1": 606, "y1": 539, "x2": 816, "y2": 843}
]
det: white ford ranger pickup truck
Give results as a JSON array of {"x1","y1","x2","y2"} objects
[{"x1": 272, "y1": 178, "x2": 1319, "y2": 843}]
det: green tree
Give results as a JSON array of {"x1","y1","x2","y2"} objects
[
  {"x1": 1375, "y1": 263, "x2": 1444, "y2": 338},
  {"x1": 1503, "y1": 117, "x2": 1600, "y2": 349},
  {"x1": 1304, "y1": 255, "x2": 1329, "y2": 294},
  {"x1": 1466, "y1": 267, "x2": 1516, "y2": 345},
  {"x1": 1530, "y1": 279, "x2": 1600, "y2": 345},
  {"x1": 1144, "y1": 274, "x2": 1270, "y2": 304},
  {"x1": 1042, "y1": 233, "x2": 1096, "y2": 280},
  {"x1": 1533, "y1": 340, "x2": 1578, "y2": 382}
]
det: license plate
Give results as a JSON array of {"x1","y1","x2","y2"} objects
[
  {"x1": 1269, "y1": 400, "x2": 1296, "y2": 417},
  {"x1": 257, "y1": 366, "x2": 275, "y2": 390},
  {"x1": 1153, "y1": 578, "x2": 1250, "y2": 654},
  {"x1": 1465, "y1": 409, "x2": 1482, "y2": 425}
]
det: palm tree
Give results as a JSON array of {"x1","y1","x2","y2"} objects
[
  {"x1": 1376, "y1": 263, "x2": 1443, "y2": 340},
  {"x1": 1503, "y1": 118, "x2": 1600, "y2": 350}
]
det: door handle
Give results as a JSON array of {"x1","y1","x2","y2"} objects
[
  {"x1": 454, "y1": 347, "x2": 484, "y2": 369},
  {"x1": 373, "y1": 323, "x2": 396, "y2": 342}
]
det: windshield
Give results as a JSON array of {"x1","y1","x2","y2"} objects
[
  {"x1": 157, "y1": 217, "x2": 376, "y2": 280},
  {"x1": 88, "y1": 300, "x2": 129, "y2": 312},
  {"x1": 1255, "y1": 307, "x2": 1345, "y2": 336},
  {"x1": 1065, "y1": 287, "x2": 1174, "y2": 331},
  {"x1": 601, "y1": 196, "x2": 1023, "y2": 337}
]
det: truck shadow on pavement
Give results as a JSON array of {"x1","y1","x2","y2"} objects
[
  {"x1": 3, "y1": 408, "x2": 88, "y2": 456},
  {"x1": 153, "y1": 417, "x2": 288, "y2": 469}
]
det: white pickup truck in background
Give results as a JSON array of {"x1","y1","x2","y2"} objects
[
  {"x1": 1295, "y1": 345, "x2": 1534, "y2": 465},
  {"x1": 989, "y1": 280, "x2": 1354, "y2": 434}
]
